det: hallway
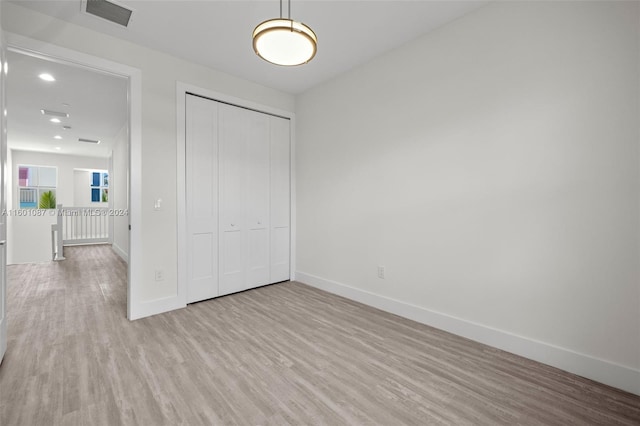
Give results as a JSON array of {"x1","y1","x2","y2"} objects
[{"x1": 0, "y1": 245, "x2": 127, "y2": 424}]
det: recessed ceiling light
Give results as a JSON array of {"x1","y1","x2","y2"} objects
[
  {"x1": 50, "y1": 118, "x2": 61, "y2": 123},
  {"x1": 55, "y1": 147, "x2": 61, "y2": 150},
  {"x1": 54, "y1": 135, "x2": 62, "y2": 140},
  {"x1": 39, "y1": 73, "x2": 55, "y2": 82}
]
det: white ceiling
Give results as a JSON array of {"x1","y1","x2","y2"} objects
[
  {"x1": 6, "y1": 49, "x2": 127, "y2": 157},
  {"x1": 11, "y1": 0, "x2": 488, "y2": 94},
  {"x1": 5, "y1": 0, "x2": 487, "y2": 158}
]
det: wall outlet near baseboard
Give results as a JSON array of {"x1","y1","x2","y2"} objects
[{"x1": 377, "y1": 266, "x2": 385, "y2": 279}]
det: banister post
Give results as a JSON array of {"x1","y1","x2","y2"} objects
[{"x1": 56, "y1": 204, "x2": 65, "y2": 260}]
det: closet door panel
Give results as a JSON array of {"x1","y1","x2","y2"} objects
[
  {"x1": 222, "y1": 230, "x2": 243, "y2": 289},
  {"x1": 191, "y1": 233, "x2": 215, "y2": 286},
  {"x1": 245, "y1": 112, "x2": 271, "y2": 287},
  {"x1": 271, "y1": 227, "x2": 289, "y2": 281},
  {"x1": 219, "y1": 104, "x2": 247, "y2": 296},
  {"x1": 270, "y1": 116, "x2": 291, "y2": 282},
  {"x1": 247, "y1": 229, "x2": 269, "y2": 286},
  {"x1": 186, "y1": 95, "x2": 219, "y2": 303}
]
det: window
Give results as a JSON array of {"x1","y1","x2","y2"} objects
[
  {"x1": 18, "y1": 165, "x2": 57, "y2": 209},
  {"x1": 91, "y1": 171, "x2": 109, "y2": 203}
]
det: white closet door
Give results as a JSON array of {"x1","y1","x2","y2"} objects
[
  {"x1": 186, "y1": 94, "x2": 219, "y2": 303},
  {"x1": 186, "y1": 95, "x2": 291, "y2": 301},
  {"x1": 245, "y1": 111, "x2": 271, "y2": 288},
  {"x1": 270, "y1": 116, "x2": 291, "y2": 282},
  {"x1": 219, "y1": 104, "x2": 247, "y2": 295}
]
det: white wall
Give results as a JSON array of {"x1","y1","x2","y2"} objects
[
  {"x1": 7, "y1": 150, "x2": 108, "y2": 264},
  {"x1": 111, "y1": 124, "x2": 128, "y2": 262},
  {"x1": 1, "y1": 3, "x2": 295, "y2": 313},
  {"x1": 73, "y1": 169, "x2": 108, "y2": 207},
  {"x1": 295, "y1": 1, "x2": 640, "y2": 394},
  {"x1": 7, "y1": 215, "x2": 57, "y2": 264},
  {"x1": 9, "y1": 150, "x2": 107, "y2": 209}
]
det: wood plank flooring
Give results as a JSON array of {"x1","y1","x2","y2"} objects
[{"x1": 0, "y1": 245, "x2": 639, "y2": 425}]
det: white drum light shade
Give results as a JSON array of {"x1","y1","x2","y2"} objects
[{"x1": 253, "y1": 18, "x2": 317, "y2": 66}]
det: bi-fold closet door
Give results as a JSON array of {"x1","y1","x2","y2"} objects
[{"x1": 186, "y1": 94, "x2": 290, "y2": 304}]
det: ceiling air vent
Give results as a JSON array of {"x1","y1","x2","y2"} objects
[
  {"x1": 41, "y1": 109, "x2": 69, "y2": 118},
  {"x1": 82, "y1": 0, "x2": 134, "y2": 28},
  {"x1": 79, "y1": 138, "x2": 101, "y2": 144}
]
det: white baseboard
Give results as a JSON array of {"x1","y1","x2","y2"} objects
[
  {"x1": 296, "y1": 271, "x2": 640, "y2": 396},
  {"x1": 128, "y1": 294, "x2": 185, "y2": 321},
  {"x1": 111, "y1": 243, "x2": 129, "y2": 263}
]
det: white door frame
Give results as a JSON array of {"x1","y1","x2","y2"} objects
[
  {"x1": 176, "y1": 82, "x2": 296, "y2": 307},
  {"x1": 5, "y1": 33, "x2": 143, "y2": 320},
  {"x1": 0, "y1": 24, "x2": 7, "y2": 364}
]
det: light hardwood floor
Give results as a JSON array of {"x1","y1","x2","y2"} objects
[{"x1": 0, "y1": 245, "x2": 639, "y2": 425}]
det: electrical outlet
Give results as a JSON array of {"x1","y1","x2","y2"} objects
[
  {"x1": 155, "y1": 270, "x2": 164, "y2": 281},
  {"x1": 377, "y1": 266, "x2": 385, "y2": 279}
]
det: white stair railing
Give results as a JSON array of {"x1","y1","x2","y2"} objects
[
  {"x1": 50, "y1": 204, "x2": 110, "y2": 260},
  {"x1": 59, "y1": 205, "x2": 109, "y2": 245}
]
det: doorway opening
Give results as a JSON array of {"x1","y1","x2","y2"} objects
[{"x1": 5, "y1": 45, "x2": 136, "y2": 318}]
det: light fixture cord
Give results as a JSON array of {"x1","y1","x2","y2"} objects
[{"x1": 279, "y1": 0, "x2": 290, "y2": 19}]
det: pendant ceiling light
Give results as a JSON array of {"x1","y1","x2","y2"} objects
[{"x1": 252, "y1": 0, "x2": 317, "y2": 66}]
